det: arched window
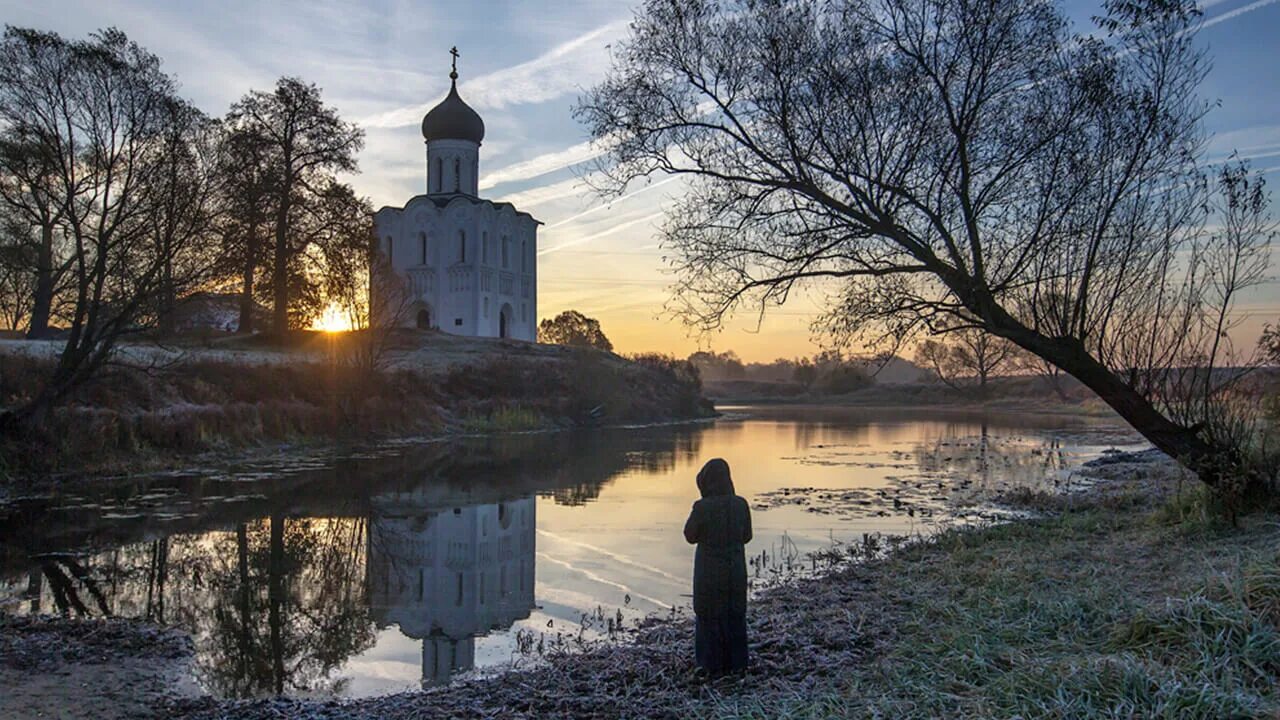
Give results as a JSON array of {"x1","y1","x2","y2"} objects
[
  {"x1": 435, "y1": 158, "x2": 442, "y2": 193},
  {"x1": 385, "y1": 236, "x2": 393, "y2": 261},
  {"x1": 419, "y1": 232, "x2": 428, "y2": 265},
  {"x1": 454, "y1": 157, "x2": 461, "y2": 192},
  {"x1": 458, "y1": 230, "x2": 466, "y2": 263}
]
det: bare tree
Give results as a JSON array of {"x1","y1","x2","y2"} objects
[
  {"x1": 0, "y1": 208, "x2": 37, "y2": 331},
  {"x1": 0, "y1": 56, "x2": 74, "y2": 338},
  {"x1": 226, "y1": 78, "x2": 363, "y2": 335},
  {"x1": 345, "y1": 247, "x2": 415, "y2": 373},
  {"x1": 214, "y1": 125, "x2": 277, "y2": 334},
  {"x1": 291, "y1": 180, "x2": 373, "y2": 331},
  {"x1": 578, "y1": 0, "x2": 1274, "y2": 489},
  {"x1": 147, "y1": 98, "x2": 225, "y2": 334},
  {"x1": 915, "y1": 326, "x2": 1016, "y2": 396},
  {"x1": 0, "y1": 27, "x2": 200, "y2": 427},
  {"x1": 1015, "y1": 350, "x2": 1073, "y2": 401}
]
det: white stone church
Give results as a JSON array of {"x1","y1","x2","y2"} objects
[{"x1": 373, "y1": 52, "x2": 539, "y2": 342}]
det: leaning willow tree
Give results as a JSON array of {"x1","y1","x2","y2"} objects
[{"x1": 577, "y1": 0, "x2": 1274, "y2": 489}]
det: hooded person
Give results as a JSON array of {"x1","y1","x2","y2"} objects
[{"x1": 683, "y1": 457, "x2": 752, "y2": 675}]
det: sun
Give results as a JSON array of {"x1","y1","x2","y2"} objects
[{"x1": 312, "y1": 302, "x2": 354, "y2": 333}]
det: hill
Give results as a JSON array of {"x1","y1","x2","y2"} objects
[{"x1": 0, "y1": 331, "x2": 711, "y2": 480}]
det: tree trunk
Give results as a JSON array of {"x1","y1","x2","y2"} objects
[
  {"x1": 26, "y1": 223, "x2": 55, "y2": 339},
  {"x1": 239, "y1": 244, "x2": 256, "y2": 335},
  {"x1": 157, "y1": 254, "x2": 175, "y2": 336},
  {"x1": 268, "y1": 513, "x2": 286, "y2": 695},
  {"x1": 236, "y1": 522, "x2": 252, "y2": 688},
  {"x1": 271, "y1": 185, "x2": 291, "y2": 336},
  {"x1": 1014, "y1": 332, "x2": 1223, "y2": 481}
]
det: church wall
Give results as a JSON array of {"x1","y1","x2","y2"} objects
[{"x1": 373, "y1": 198, "x2": 537, "y2": 343}]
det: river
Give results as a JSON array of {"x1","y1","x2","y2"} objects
[{"x1": 0, "y1": 405, "x2": 1141, "y2": 698}]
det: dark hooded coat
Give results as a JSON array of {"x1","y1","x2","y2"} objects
[{"x1": 683, "y1": 458, "x2": 751, "y2": 674}]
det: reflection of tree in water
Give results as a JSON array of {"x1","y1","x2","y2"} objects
[
  {"x1": 11, "y1": 516, "x2": 375, "y2": 699},
  {"x1": 536, "y1": 427, "x2": 704, "y2": 506},
  {"x1": 0, "y1": 417, "x2": 712, "y2": 696},
  {"x1": 913, "y1": 421, "x2": 1071, "y2": 494},
  {"x1": 26, "y1": 536, "x2": 218, "y2": 624},
  {"x1": 200, "y1": 516, "x2": 375, "y2": 697}
]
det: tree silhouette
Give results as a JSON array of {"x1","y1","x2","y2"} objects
[
  {"x1": 226, "y1": 78, "x2": 364, "y2": 335},
  {"x1": 578, "y1": 0, "x2": 1275, "y2": 489},
  {"x1": 0, "y1": 28, "x2": 220, "y2": 427},
  {"x1": 915, "y1": 326, "x2": 1017, "y2": 397},
  {"x1": 538, "y1": 310, "x2": 613, "y2": 351}
]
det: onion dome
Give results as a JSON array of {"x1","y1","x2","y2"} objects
[{"x1": 421, "y1": 49, "x2": 485, "y2": 144}]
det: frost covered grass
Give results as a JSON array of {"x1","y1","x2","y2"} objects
[{"x1": 713, "y1": 488, "x2": 1280, "y2": 720}]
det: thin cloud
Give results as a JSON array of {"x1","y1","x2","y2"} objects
[
  {"x1": 545, "y1": 176, "x2": 681, "y2": 230},
  {"x1": 494, "y1": 174, "x2": 593, "y2": 208},
  {"x1": 539, "y1": 211, "x2": 667, "y2": 255},
  {"x1": 482, "y1": 140, "x2": 604, "y2": 190},
  {"x1": 357, "y1": 19, "x2": 628, "y2": 129}
]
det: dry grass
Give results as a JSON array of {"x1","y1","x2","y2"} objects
[{"x1": 0, "y1": 345, "x2": 710, "y2": 479}]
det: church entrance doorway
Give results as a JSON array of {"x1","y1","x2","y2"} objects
[
  {"x1": 499, "y1": 304, "x2": 513, "y2": 338},
  {"x1": 416, "y1": 307, "x2": 432, "y2": 329}
]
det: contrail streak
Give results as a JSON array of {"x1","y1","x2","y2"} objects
[
  {"x1": 1201, "y1": 0, "x2": 1280, "y2": 28},
  {"x1": 545, "y1": 176, "x2": 680, "y2": 230},
  {"x1": 538, "y1": 211, "x2": 666, "y2": 256}
]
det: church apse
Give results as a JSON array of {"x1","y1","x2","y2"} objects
[
  {"x1": 373, "y1": 47, "x2": 539, "y2": 342},
  {"x1": 365, "y1": 493, "x2": 536, "y2": 686}
]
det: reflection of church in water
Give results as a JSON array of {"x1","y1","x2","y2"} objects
[{"x1": 366, "y1": 494, "x2": 536, "y2": 685}]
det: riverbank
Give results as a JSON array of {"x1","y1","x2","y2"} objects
[
  {"x1": 137, "y1": 452, "x2": 1277, "y2": 719},
  {"x1": 0, "y1": 614, "x2": 197, "y2": 720},
  {"x1": 705, "y1": 376, "x2": 1120, "y2": 418},
  {"x1": 0, "y1": 332, "x2": 711, "y2": 482}
]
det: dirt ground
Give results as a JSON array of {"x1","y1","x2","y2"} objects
[{"x1": 0, "y1": 615, "x2": 199, "y2": 720}]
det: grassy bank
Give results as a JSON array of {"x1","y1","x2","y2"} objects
[
  {"x1": 0, "y1": 333, "x2": 710, "y2": 480},
  {"x1": 705, "y1": 375, "x2": 1119, "y2": 418},
  {"x1": 165, "y1": 460, "x2": 1280, "y2": 720}
]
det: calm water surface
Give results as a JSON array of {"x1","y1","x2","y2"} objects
[{"x1": 0, "y1": 405, "x2": 1141, "y2": 698}]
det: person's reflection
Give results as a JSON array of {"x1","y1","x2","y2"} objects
[{"x1": 366, "y1": 495, "x2": 536, "y2": 686}]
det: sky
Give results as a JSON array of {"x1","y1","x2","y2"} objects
[{"x1": 2, "y1": 0, "x2": 1279, "y2": 361}]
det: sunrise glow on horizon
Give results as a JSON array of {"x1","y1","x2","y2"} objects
[
  {"x1": 311, "y1": 302, "x2": 355, "y2": 333},
  {"x1": 5, "y1": 0, "x2": 1275, "y2": 360}
]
